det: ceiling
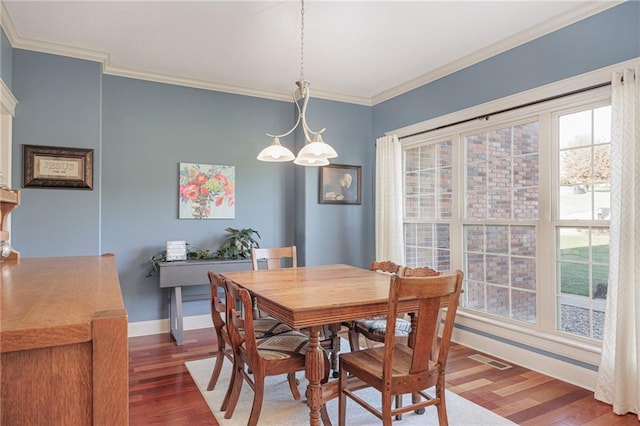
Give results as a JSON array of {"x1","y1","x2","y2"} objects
[{"x1": 1, "y1": 1, "x2": 620, "y2": 105}]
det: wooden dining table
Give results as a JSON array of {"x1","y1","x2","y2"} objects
[{"x1": 221, "y1": 263, "x2": 421, "y2": 426}]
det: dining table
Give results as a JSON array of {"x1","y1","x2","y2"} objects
[{"x1": 221, "y1": 263, "x2": 422, "y2": 426}]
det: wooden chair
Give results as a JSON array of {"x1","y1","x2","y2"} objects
[
  {"x1": 338, "y1": 270, "x2": 464, "y2": 426},
  {"x1": 250, "y1": 246, "x2": 297, "y2": 270},
  {"x1": 221, "y1": 276, "x2": 330, "y2": 426},
  {"x1": 206, "y1": 271, "x2": 234, "y2": 394},
  {"x1": 206, "y1": 271, "x2": 294, "y2": 406},
  {"x1": 250, "y1": 246, "x2": 340, "y2": 377},
  {"x1": 347, "y1": 262, "x2": 440, "y2": 351}
]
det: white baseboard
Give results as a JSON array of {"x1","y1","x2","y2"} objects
[
  {"x1": 128, "y1": 313, "x2": 599, "y2": 391},
  {"x1": 128, "y1": 314, "x2": 213, "y2": 338},
  {"x1": 452, "y1": 323, "x2": 599, "y2": 391}
]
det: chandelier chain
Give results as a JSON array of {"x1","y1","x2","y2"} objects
[{"x1": 300, "y1": 0, "x2": 305, "y2": 81}]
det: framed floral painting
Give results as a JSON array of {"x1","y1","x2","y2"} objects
[{"x1": 178, "y1": 163, "x2": 235, "y2": 219}]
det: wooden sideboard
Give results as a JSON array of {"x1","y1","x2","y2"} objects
[{"x1": 1, "y1": 255, "x2": 129, "y2": 425}]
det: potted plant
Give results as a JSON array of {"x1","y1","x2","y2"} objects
[
  {"x1": 146, "y1": 228, "x2": 261, "y2": 276},
  {"x1": 147, "y1": 243, "x2": 216, "y2": 277},
  {"x1": 215, "y1": 227, "x2": 261, "y2": 259}
]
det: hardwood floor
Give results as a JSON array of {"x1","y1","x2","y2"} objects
[{"x1": 129, "y1": 328, "x2": 638, "y2": 425}]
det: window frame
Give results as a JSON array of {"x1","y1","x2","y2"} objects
[{"x1": 400, "y1": 86, "x2": 612, "y2": 347}]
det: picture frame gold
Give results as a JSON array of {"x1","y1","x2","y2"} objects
[
  {"x1": 22, "y1": 144, "x2": 94, "y2": 189},
  {"x1": 318, "y1": 164, "x2": 362, "y2": 205}
]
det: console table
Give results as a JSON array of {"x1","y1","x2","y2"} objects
[{"x1": 158, "y1": 258, "x2": 256, "y2": 345}]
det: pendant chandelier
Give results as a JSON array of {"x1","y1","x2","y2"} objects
[{"x1": 257, "y1": 0, "x2": 338, "y2": 166}]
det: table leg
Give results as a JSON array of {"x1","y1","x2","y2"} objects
[
  {"x1": 170, "y1": 286, "x2": 184, "y2": 345},
  {"x1": 305, "y1": 325, "x2": 325, "y2": 426}
]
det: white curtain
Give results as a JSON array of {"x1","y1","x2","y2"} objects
[
  {"x1": 375, "y1": 135, "x2": 404, "y2": 264},
  {"x1": 594, "y1": 65, "x2": 640, "y2": 418}
]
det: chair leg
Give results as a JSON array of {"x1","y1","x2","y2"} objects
[
  {"x1": 347, "y1": 327, "x2": 361, "y2": 351},
  {"x1": 329, "y1": 322, "x2": 341, "y2": 377},
  {"x1": 207, "y1": 348, "x2": 226, "y2": 391},
  {"x1": 382, "y1": 390, "x2": 393, "y2": 426},
  {"x1": 223, "y1": 361, "x2": 244, "y2": 419},
  {"x1": 248, "y1": 371, "x2": 266, "y2": 426},
  {"x1": 394, "y1": 393, "x2": 403, "y2": 420},
  {"x1": 220, "y1": 356, "x2": 236, "y2": 411},
  {"x1": 287, "y1": 372, "x2": 301, "y2": 400},
  {"x1": 435, "y1": 382, "x2": 448, "y2": 425},
  {"x1": 338, "y1": 361, "x2": 347, "y2": 426}
]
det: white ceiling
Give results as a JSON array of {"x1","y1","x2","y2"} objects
[{"x1": 1, "y1": 1, "x2": 620, "y2": 105}]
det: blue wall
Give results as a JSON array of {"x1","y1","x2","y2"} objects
[
  {"x1": 11, "y1": 50, "x2": 102, "y2": 257},
  {"x1": 373, "y1": 1, "x2": 640, "y2": 136},
  {"x1": 1, "y1": 27, "x2": 12, "y2": 87},
  {"x1": 294, "y1": 97, "x2": 374, "y2": 268},
  {"x1": 101, "y1": 75, "x2": 300, "y2": 319},
  {"x1": 8, "y1": 51, "x2": 374, "y2": 321},
  {"x1": 4, "y1": 1, "x2": 639, "y2": 322}
]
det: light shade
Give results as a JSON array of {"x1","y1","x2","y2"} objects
[
  {"x1": 257, "y1": 137, "x2": 296, "y2": 162},
  {"x1": 295, "y1": 134, "x2": 338, "y2": 165},
  {"x1": 293, "y1": 156, "x2": 329, "y2": 166}
]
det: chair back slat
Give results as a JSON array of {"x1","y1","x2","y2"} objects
[
  {"x1": 401, "y1": 265, "x2": 440, "y2": 277},
  {"x1": 224, "y1": 277, "x2": 257, "y2": 355},
  {"x1": 370, "y1": 260, "x2": 401, "y2": 275},
  {"x1": 208, "y1": 271, "x2": 227, "y2": 330},
  {"x1": 382, "y1": 272, "x2": 463, "y2": 382},
  {"x1": 251, "y1": 246, "x2": 297, "y2": 270}
]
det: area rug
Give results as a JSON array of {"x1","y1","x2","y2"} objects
[{"x1": 185, "y1": 354, "x2": 517, "y2": 425}]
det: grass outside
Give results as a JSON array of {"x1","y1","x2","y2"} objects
[{"x1": 559, "y1": 243, "x2": 609, "y2": 296}]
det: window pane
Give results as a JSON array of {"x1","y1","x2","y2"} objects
[
  {"x1": 556, "y1": 227, "x2": 608, "y2": 340},
  {"x1": 465, "y1": 121, "x2": 539, "y2": 220},
  {"x1": 512, "y1": 289, "x2": 536, "y2": 323},
  {"x1": 513, "y1": 122, "x2": 539, "y2": 155},
  {"x1": 486, "y1": 226, "x2": 509, "y2": 254},
  {"x1": 593, "y1": 105, "x2": 611, "y2": 144},
  {"x1": 512, "y1": 257, "x2": 536, "y2": 290},
  {"x1": 511, "y1": 226, "x2": 536, "y2": 256},
  {"x1": 559, "y1": 110, "x2": 591, "y2": 149},
  {"x1": 404, "y1": 223, "x2": 450, "y2": 271},
  {"x1": 403, "y1": 140, "x2": 453, "y2": 271},
  {"x1": 556, "y1": 104, "x2": 610, "y2": 341},
  {"x1": 558, "y1": 106, "x2": 611, "y2": 222},
  {"x1": 559, "y1": 147, "x2": 593, "y2": 220},
  {"x1": 558, "y1": 228, "x2": 589, "y2": 262},
  {"x1": 463, "y1": 225, "x2": 537, "y2": 322},
  {"x1": 487, "y1": 285, "x2": 510, "y2": 316}
]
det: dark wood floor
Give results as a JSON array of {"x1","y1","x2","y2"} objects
[{"x1": 129, "y1": 328, "x2": 638, "y2": 425}]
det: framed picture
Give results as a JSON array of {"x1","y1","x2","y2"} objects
[
  {"x1": 318, "y1": 164, "x2": 361, "y2": 205},
  {"x1": 22, "y1": 144, "x2": 93, "y2": 189},
  {"x1": 178, "y1": 163, "x2": 235, "y2": 219}
]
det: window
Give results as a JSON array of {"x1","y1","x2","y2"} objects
[
  {"x1": 404, "y1": 140, "x2": 453, "y2": 272},
  {"x1": 555, "y1": 105, "x2": 611, "y2": 340},
  {"x1": 402, "y1": 92, "x2": 610, "y2": 342}
]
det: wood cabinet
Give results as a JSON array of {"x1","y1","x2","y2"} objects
[
  {"x1": 0, "y1": 188, "x2": 20, "y2": 260},
  {"x1": 1, "y1": 255, "x2": 129, "y2": 425}
]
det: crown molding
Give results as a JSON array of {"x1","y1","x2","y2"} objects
[
  {"x1": 0, "y1": 79, "x2": 17, "y2": 116},
  {"x1": 371, "y1": 0, "x2": 625, "y2": 105},
  {"x1": 1, "y1": 0, "x2": 370, "y2": 106},
  {"x1": 392, "y1": 56, "x2": 640, "y2": 141},
  {"x1": 102, "y1": 64, "x2": 294, "y2": 102},
  {"x1": 1, "y1": 0, "x2": 625, "y2": 107}
]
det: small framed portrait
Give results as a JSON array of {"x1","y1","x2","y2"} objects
[
  {"x1": 22, "y1": 144, "x2": 93, "y2": 189},
  {"x1": 318, "y1": 164, "x2": 361, "y2": 205}
]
